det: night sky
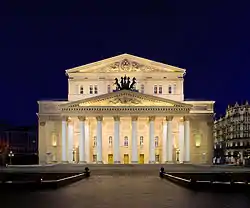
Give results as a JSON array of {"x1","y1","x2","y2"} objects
[{"x1": 1, "y1": 2, "x2": 250, "y2": 126}]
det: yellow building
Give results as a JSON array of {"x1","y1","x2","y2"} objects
[{"x1": 38, "y1": 54, "x2": 215, "y2": 164}]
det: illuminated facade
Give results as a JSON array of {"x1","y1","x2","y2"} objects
[
  {"x1": 38, "y1": 54, "x2": 215, "y2": 164},
  {"x1": 214, "y1": 101, "x2": 250, "y2": 163}
]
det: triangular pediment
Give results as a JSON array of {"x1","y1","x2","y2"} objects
[
  {"x1": 66, "y1": 54, "x2": 185, "y2": 74},
  {"x1": 61, "y1": 90, "x2": 192, "y2": 108}
]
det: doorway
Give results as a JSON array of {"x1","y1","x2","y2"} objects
[
  {"x1": 139, "y1": 154, "x2": 144, "y2": 164},
  {"x1": 108, "y1": 154, "x2": 113, "y2": 164},
  {"x1": 124, "y1": 154, "x2": 129, "y2": 164}
]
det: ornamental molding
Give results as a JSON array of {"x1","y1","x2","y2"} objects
[
  {"x1": 93, "y1": 59, "x2": 167, "y2": 73},
  {"x1": 66, "y1": 54, "x2": 186, "y2": 74},
  {"x1": 61, "y1": 90, "x2": 192, "y2": 109}
]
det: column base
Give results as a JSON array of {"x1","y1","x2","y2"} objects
[
  {"x1": 131, "y1": 161, "x2": 138, "y2": 164},
  {"x1": 114, "y1": 161, "x2": 121, "y2": 164},
  {"x1": 97, "y1": 161, "x2": 103, "y2": 164},
  {"x1": 183, "y1": 161, "x2": 191, "y2": 164},
  {"x1": 79, "y1": 161, "x2": 87, "y2": 164},
  {"x1": 165, "y1": 161, "x2": 174, "y2": 164},
  {"x1": 149, "y1": 161, "x2": 156, "y2": 164}
]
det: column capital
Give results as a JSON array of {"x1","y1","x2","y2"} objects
[
  {"x1": 183, "y1": 116, "x2": 190, "y2": 122},
  {"x1": 61, "y1": 116, "x2": 69, "y2": 121},
  {"x1": 131, "y1": 116, "x2": 138, "y2": 121},
  {"x1": 207, "y1": 121, "x2": 214, "y2": 127},
  {"x1": 113, "y1": 116, "x2": 120, "y2": 121},
  {"x1": 165, "y1": 116, "x2": 173, "y2": 121},
  {"x1": 96, "y1": 116, "x2": 103, "y2": 121},
  {"x1": 149, "y1": 116, "x2": 155, "y2": 121},
  {"x1": 39, "y1": 121, "x2": 46, "y2": 126},
  {"x1": 78, "y1": 116, "x2": 86, "y2": 121}
]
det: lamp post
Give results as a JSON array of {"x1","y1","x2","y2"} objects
[{"x1": 8, "y1": 151, "x2": 14, "y2": 165}]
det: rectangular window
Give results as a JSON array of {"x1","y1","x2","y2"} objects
[
  {"x1": 108, "y1": 136, "x2": 112, "y2": 147},
  {"x1": 155, "y1": 136, "x2": 159, "y2": 147},
  {"x1": 89, "y1": 85, "x2": 93, "y2": 94},
  {"x1": 154, "y1": 85, "x2": 157, "y2": 94},
  {"x1": 124, "y1": 136, "x2": 129, "y2": 147},
  {"x1": 94, "y1": 85, "x2": 98, "y2": 94},
  {"x1": 80, "y1": 86, "x2": 84, "y2": 94},
  {"x1": 141, "y1": 84, "x2": 144, "y2": 93},
  {"x1": 173, "y1": 84, "x2": 177, "y2": 94},
  {"x1": 93, "y1": 136, "x2": 97, "y2": 147},
  {"x1": 168, "y1": 85, "x2": 172, "y2": 94},
  {"x1": 159, "y1": 85, "x2": 162, "y2": 94},
  {"x1": 107, "y1": 85, "x2": 111, "y2": 93},
  {"x1": 140, "y1": 136, "x2": 144, "y2": 146}
]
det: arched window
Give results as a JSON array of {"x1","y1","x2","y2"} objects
[
  {"x1": 155, "y1": 136, "x2": 159, "y2": 147},
  {"x1": 80, "y1": 86, "x2": 84, "y2": 94},
  {"x1": 140, "y1": 136, "x2": 143, "y2": 146},
  {"x1": 124, "y1": 136, "x2": 128, "y2": 146},
  {"x1": 140, "y1": 84, "x2": 145, "y2": 93},
  {"x1": 108, "y1": 136, "x2": 112, "y2": 146}
]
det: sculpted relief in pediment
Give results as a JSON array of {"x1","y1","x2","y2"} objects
[
  {"x1": 78, "y1": 95, "x2": 175, "y2": 107},
  {"x1": 92, "y1": 59, "x2": 164, "y2": 73}
]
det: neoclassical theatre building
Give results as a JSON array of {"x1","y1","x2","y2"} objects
[{"x1": 38, "y1": 54, "x2": 215, "y2": 164}]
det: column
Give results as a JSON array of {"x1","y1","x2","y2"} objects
[
  {"x1": 96, "y1": 116, "x2": 103, "y2": 164},
  {"x1": 149, "y1": 116, "x2": 155, "y2": 163},
  {"x1": 206, "y1": 118, "x2": 214, "y2": 164},
  {"x1": 131, "y1": 116, "x2": 138, "y2": 163},
  {"x1": 114, "y1": 116, "x2": 121, "y2": 164},
  {"x1": 85, "y1": 121, "x2": 90, "y2": 163},
  {"x1": 67, "y1": 119, "x2": 74, "y2": 163},
  {"x1": 39, "y1": 120, "x2": 47, "y2": 164},
  {"x1": 78, "y1": 116, "x2": 86, "y2": 163},
  {"x1": 178, "y1": 118, "x2": 184, "y2": 163},
  {"x1": 61, "y1": 117, "x2": 67, "y2": 163},
  {"x1": 167, "y1": 116, "x2": 173, "y2": 163},
  {"x1": 184, "y1": 116, "x2": 190, "y2": 162},
  {"x1": 162, "y1": 118, "x2": 168, "y2": 163}
]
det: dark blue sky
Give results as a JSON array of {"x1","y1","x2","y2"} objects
[{"x1": 1, "y1": 2, "x2": 249, "y2": 126}]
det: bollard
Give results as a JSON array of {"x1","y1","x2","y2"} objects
[
  {"x1": 84, "y1": 167, "x2": 90, "y2": 177},
  {"x1": 159, "y1": 167, "x2": 165, "y2": 178}
]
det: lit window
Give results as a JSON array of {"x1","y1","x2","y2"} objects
[
  {"x1": 168, "y1": 85, "x2": 172, "y2": 94},
  {"x1": 159, "y1": 85, "x2": 162, "y2": 94},
  {"x1": 90, "y1": 85, "x2": 93, "y2": 94},
  {"x1": 155, "y1": 136, "x2": 159, "y2": 147},
  {"x1": 80, "y1": 86, "x2": 84, "y2": 94},
  {"x1": 94, "y1": 85, "x2": 98, "y2": 94},
  {"x1": 140, "y1": 136, "x2": 143, "y2": 146},
  {"x1": 107, "y1": 85, "x2": 111, "y2": 93},
  {"x1": 93, "y1": 136, "x2": 97, "y2": 147},
  {"x1": 154, "y1": 85, "x2": 157, "y2": 94},
  {"x1": 108, "y1": 136, "x2": 112, "y2": 146},
  {"x1": 141, "y1": 84, "x2": 144, "y2": 93},
  {"x1": 124, "y1": 136, "x2": 128, "y2": 146}
]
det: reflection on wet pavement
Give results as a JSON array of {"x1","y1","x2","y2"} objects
[{"x1": 2, "y1": 175, "x2": 250, "y2": 208}]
